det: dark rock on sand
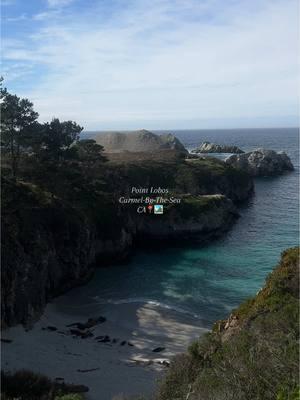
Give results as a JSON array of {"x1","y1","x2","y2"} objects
[
  {"x1": 67, "y1": 316, "x2": 106, "y2": 330},
  {"x1": 152, "y1": 347, "x2": 165, "y2": 353},
  {"x1": 97, "y1": 335, "x2": 110, "y2": 343},
  {"x1": 69, "y1": 329, "x2": 94, "y2": 339},
  {"x1": 77, "y1": 368, "x2": 100, "y2": 373},
  {"x1": 46, "y1": 326, "x2": 57, "y2": 331}
]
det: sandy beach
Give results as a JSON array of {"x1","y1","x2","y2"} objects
[{"x1": 1, "y1": 293, "x2": 207, "y2": 400}]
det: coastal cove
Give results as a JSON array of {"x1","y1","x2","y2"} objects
[
  {"x1": 2, "y1": 0, "x2": 299, "y2": 396},
  {"x1": 81, "y1": 128, "x2": 299, "y2": 325},
  {"x1": 2, "y1": 128, "x2": 299, "y2": 400}
]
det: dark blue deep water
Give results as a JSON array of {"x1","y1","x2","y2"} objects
[{"x1": 84, "y1": 128, "x2": 299, "y2": 327}]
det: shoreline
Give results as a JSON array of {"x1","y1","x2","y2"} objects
[{"x1": 2, "y1": 295, "x2": 208, "y2": 400}]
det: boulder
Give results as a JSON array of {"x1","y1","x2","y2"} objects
[
  {"x1": 66, "y1": 316, "x2": 106, "y2": 330},
  {"x1": 69, "y1": 329, "x2": 94, "y2": 339},
  {"x1": 1, "y1": 338, "x2": 12, "y2": 343},
  {"x1": 225, "y1": 148, "x2": 294, "y2": 176},
  {"x1": 152, "y1": 346, "x2": 165, "y2": 353},
  {"x1": 192, "y1": 142, "x2": 244, "y2": 154}
]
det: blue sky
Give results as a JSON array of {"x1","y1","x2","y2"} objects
[{"x1": 2, "y1": 0, "x2": 299, "y2": 130}]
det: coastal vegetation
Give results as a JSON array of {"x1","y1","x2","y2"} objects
[
  {"x1": 157, "y1": 247, "x2": 300, "y2": 400},
  {"x1": 1, "y1": 370, "x2": 87, "y2": 400}
]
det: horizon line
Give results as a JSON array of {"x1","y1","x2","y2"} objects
[{"x1": 82, "y1": 126, "x2": 300, "y2": 132}]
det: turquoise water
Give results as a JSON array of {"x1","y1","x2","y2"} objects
[{"x1": 79, "y1": 128, "x2": 299, "y2": 327}]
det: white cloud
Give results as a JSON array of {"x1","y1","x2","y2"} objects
[
  {"x1": 32, "y1": 10, "x2": 61, "y2": 21},
  {"x1": 47, "y1": 0, "x2": 74, "y2": 8},
  {"x1": 3, "y1": 0, "x2": 299, "y2": 129},
  {"x1": 4, "y1": 13, "x2": 27, "y2": 22}
]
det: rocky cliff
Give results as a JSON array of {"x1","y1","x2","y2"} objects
[
  {"x1": 1, "y1": 179, "x2": 133, "y2": 327},
  {"x1": 1, "y1": 158, "x2": 253, "y2": 327},
  {"x1": 157, "y1": 247, "x2": 299, "y2": 400}
]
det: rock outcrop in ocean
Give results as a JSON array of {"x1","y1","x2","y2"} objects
[
  {"x1": 225, "y1": 148, "x2": 294, "y2": 176},
  {"x1": 94, "y1": 129, "x2": 188, "y2": 154},
  {"x1": 192, "y1": 142, "x2": 244, "y2": 154}
]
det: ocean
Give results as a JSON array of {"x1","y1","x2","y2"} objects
[{"x1": 79, "y1": 128, "x2": 299, "y2": 327}]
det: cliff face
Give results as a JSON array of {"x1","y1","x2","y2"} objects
[
  {"x1": 1, "y1": 158, "x2": 253, "y2": 328},
  {"x1": 1, "y1": 179, "x2": 132, "y2": 327},
  {"x1": 135, "y1": 195, "x2": 238, "y2": 242},
  {"x1": 157, "y1": 247, "x2": 299, "y2": 400}
]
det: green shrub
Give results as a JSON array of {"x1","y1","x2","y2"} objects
[
  {"x1": 1, "y1": 370, "x2": 52, "y2": 399},
  {"x1": 1, "y1": 370, "x2": 87, "y2": 400}
]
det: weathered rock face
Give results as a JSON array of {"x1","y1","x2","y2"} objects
[
  {"x1": 94, "y1": 129, "x2": 187, "y2": 154},
  {"x1": 225, "y1": 148, "x2": 294, "y2": 176},
  {"x1": 192, "y1": 142, "x2": 244, "y2": 154},
  {"x1": 1, "y1": 180, "x2": 133, "y2": 328}
]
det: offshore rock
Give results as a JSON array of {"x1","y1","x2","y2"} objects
[
  {"x1": 225, "y1": 148, "x2": 294, "y2": 176},
  {"x1": 192, "y1": 142, "x2": 244, "y2": 154}
]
